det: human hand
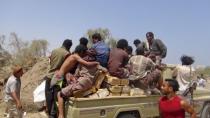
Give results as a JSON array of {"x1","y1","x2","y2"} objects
[
  {"x1": 16, "y1": 101, "x2": 22, "y2": 109},
  {"x1": 94, "y1": 62, "x2": 100, "y2": 66},
  {"x1": 100, "y1": 67, "x2": 108, "y2": 73},
  {"x1": 66, "y1": 73, "x2": 76, "y2": 83},
  {"x1": 145, "y1": 51, "x2": 150, "y2": 57}
]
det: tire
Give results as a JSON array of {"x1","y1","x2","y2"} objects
[
  {"x1": 201, "y1": 103, "x2": 210, "y2": 118},
  {"x1": 117, "y1": 114, "x2": 137, "y2": 118}
]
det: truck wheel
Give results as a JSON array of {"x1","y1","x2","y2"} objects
[
  {"x1": 201, "y1": 103, "x2": 210, "y2": 118},
  {"x1": 117, "y1": 114, "x2": 137, "y2": 118}
]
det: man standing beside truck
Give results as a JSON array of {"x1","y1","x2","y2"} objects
[
  {"x1": 172, "y1": 55, "x2": 195, "y2": 92},
  {"x1": 159, "y1": 79, "x2": 196, "y2": 118},
  {"x1": 4, "y1": 65, "x2": 24, "y2": 118},
  {"x1": 45, "y1": 39, "x2": 72, "y2": 117}
]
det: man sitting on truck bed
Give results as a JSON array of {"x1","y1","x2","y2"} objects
[
  {"x1": 91, "y1": 33, "x2": 110, "y2": 68},
  {"x1": 49, "y1": 45, "x2": 99, "y2": 118},
  {"x1": 128, "y1": 46, "x2": 162, "y2": 93},
  {"x1": 50, "y1": 45, "x2": 99, "y2": 87},
  {"x1": 108, "y1": 39, "x2": 130, "y2": 79}
]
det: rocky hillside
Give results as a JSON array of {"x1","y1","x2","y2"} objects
[
  {"x1": 21, "y1": 57, "x2": 49, "y2": 107},
  {"x1": 0, "y1": 57, "x2": 49, "y2": 111}
]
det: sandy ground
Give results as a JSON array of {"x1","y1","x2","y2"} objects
[
  {"x1": 0, "y1": 92, "x2": 48, "y2": 118},
  {"x1": 0, "y1": 97, "x2": 48, "y2": 118}
]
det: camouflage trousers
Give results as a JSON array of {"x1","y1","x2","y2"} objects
[
  {"x1": 130, "y1": 69, "x2": 161, "y2": 90},
  {"x1": 109, "y1": 68, "x2": 130, "y2": 79},
  {"x1": 61, "y1": 74, "x2": 93, "y2": 98},
  {"x1": 6, "y1": 100, "x2": 23, "y2": 118}
]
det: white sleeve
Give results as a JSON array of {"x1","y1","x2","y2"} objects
[{"x1": 9, "y1": 80, "x2": 17, "y2": 93}]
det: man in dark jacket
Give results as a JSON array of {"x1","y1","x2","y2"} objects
[{"x1": 141, "y1": 32, "x2": 167, "y2": 65}]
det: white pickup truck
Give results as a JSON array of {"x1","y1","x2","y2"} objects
[
  {"x1": 64, "y1": 66, "x2": 210, "y2": 118},
  {"x1": 64, "y1": 88, "x2": 210, "y2": 118}
]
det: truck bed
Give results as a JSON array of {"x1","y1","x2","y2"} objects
[
  {"x1": 65, "y1": 88, "x2": 210, "y2": 118},
  {"x1": 69, "y1": 95, "x2": 160, "y2": 108}
]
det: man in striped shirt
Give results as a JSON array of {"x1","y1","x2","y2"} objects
[{"x1": 128, "y1": 47, "x2": 162, "y2": 92}]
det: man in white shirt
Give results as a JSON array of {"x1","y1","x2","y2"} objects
[
  {"x1": 4, "y1": 65, "x2": 24, "y2": 118},
  {"x1": 172, "y1": 55, "x2": 195, "y2": 91},
  {"x1": 197, "y1": 75, "x2": 207, "y2": 88}
]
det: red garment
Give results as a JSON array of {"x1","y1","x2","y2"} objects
[{"x1": 159, "y1": 96, "x2": 185, "y2": 118}]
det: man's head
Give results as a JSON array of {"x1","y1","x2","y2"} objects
[
  {"x1": 127, "y1": 46, "x2": 133, "y2": 55},
  {"x1": 133, "y1": 39, "x2": 141, "y2": 47},
  {"x1": 62, "y1": 39, "x2": 72, "y2": 51},
  {"x1": 180, "y1": 55, "x2": 194, "y2": 65},
  {"x1": 117, "y1": 39, "x2": 128, "y2": 50},
  {"x1": 12, "y1": 65, "x2": 23, "y2": 78},
  {"x1": 79, "y1": 37, "x2": 88, "y2": 47},
  {"x1": 92, "y1": 33, "x2": 102, "y2": 44},
  {"x1": 74, "y1": 45, "x2": 88, "y2": 57},
  {"x1": 136, "y1": 46, "x2": 144, "y2": 55},
  {"x1": 161, "y1": 79, "x2": 179, "y2": 95},
  {"x1": 146, "y1": 32, "x2": 154, "y2": 43}
]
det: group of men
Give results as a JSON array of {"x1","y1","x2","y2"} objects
[
  {"x1": 45, "y1": 31, "x2": 169, "y2": 118},
  {"x1": 3, "y1": 31, "x2": 197, "y2": 118}
]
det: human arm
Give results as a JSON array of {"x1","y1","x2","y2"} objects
[
  {"x1": 156, "y1": 39, "x2": 167, "y2": 58},
  {"x1": 122, "y1": 51, "x2": 129, "y2": 66},
  {"x1": 181, "y1": 100, "x2": 196, "y2": 118},
  {"x1": 172, "y1": 68, "x2": 178, "y2": 79},
  {"x1": 11, "y1": 91, "x2": 22, "y2": 109},
  {"x1": 97, "y1": 65, "x2": 108, "y2": 73},
  {"x1": 139, "y1": 42, "x2": 150, "y2": 56},
  {"x1": 76, "y1": 55, "x2": 99, "y2": 67},
  {"x1": 65, "y1": 72, "x2": 76, "y2": 84},
  {"x1": 126, "y1": 57, "x2": 133, "y2": 73},
  {"x1": 155, "y1": 63, "x2": 166, "y2": 71},
  {"x1": 147, "y1": 57, "x2": 156, "y2": 70},
  {"x1": 9, "y1": 80, "x2": 22, "y2": 109},
  {"x1": 87, "y1": 48, "x2": 97, "y2": 56}
]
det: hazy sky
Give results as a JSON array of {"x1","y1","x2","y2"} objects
[{"x1": 0, "y1": 0, "x2": 210, "y2": 66}]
